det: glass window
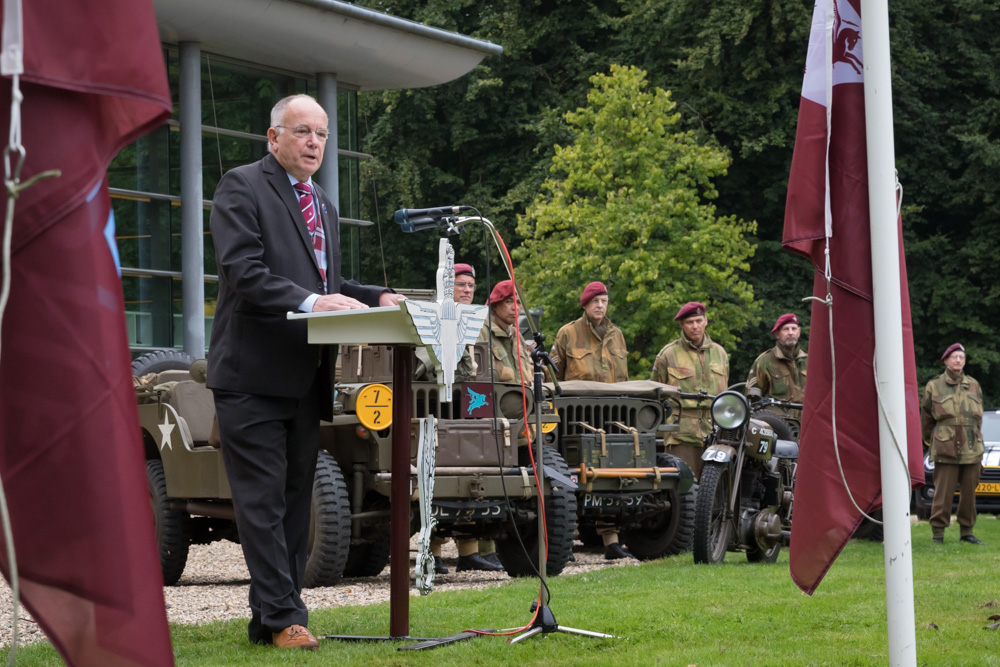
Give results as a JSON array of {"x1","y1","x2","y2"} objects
[{"x1": 111, "y1": 50, "x2": 360, "y2": 353}]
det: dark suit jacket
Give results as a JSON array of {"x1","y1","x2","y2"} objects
[{"x1": 207, "y1": 152, "x2": 384, "y2": 408}]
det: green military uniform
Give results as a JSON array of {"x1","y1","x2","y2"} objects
[
  {"x1": 921, "y1": 371, "x2": 985, "y2": 539},
  {"x1": 747, "y1": 345, "x2": 807, "y2": 421},
  {"x1": 651, "y1": 332, "x2": 728, "y2": 479},
  {"x1": 551, "y1": 316, "x2": 629, "y2": 383},
  {"x1": 747, "y1": 346, "x2": 807, "y2": 402},
  {"x1": 477, "y1": 321, "x2": 532, "y2": 384},
  {"x1": 552, "y1": 311, "x2": 629, "y2": 552}
]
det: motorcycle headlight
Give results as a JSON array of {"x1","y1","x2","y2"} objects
[{"x1": 711, "y1": 391, "x2": 749, "y2": 429}]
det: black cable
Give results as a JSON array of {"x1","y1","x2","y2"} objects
[{"x1": 473, "y1": 215, "x2": 552, "y2": 603}]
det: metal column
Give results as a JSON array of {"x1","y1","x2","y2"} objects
[
  {"x1": 180, "y1": 41, "x2": 205, "y2": 358},
  {"x1": 315, "y1": 73, "x2": 339, "y2": 211}
]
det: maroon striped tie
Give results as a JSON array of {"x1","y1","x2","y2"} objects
[{"x1": 293, "y1": 182, "x2": 327, "y2": 287}]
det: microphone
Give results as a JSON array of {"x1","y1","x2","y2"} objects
[{"x1": 394, "y1": 205, "x2": 474, "y2": 232}]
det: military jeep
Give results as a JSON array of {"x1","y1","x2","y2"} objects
[
  {"x1": 134, "y1": 340, "x2": 577, "y2": 586},
  {"x1": 329, "y1": 343, "x2": 575, "y2": 579},
  {"x1": 133, "y1": 350, "x2": 352, "y2": 588},
  {"x1": 543, "y1": 380, "x2": 696, "y2": 559}
]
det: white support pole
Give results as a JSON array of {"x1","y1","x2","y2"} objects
[{"x1": 860, "y1": 1, "x2": 916, "y2": 664}]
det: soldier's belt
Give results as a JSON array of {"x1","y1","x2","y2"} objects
[{"x1": 938, "y1": 418, "x2": 977, "y2": 427}]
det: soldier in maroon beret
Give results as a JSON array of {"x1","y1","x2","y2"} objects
[
  {"x1": 746, "y1": 313, "x2": 808, "y2": 418},
  {"x1": 453, "y1": 263, "x2": 476, "y2": 306},
  {"x1": 922, "y1": 343, "x2": 986, "y2": 545},
  {"x1": 551, "y1": 280, "x2": 633, "y2": 559},
  {"x1": 479, "y1": 280, "x2": 532, "y2": 385},
  {"x1": 651, "y1": 301, "x2": 729, "y2": 480}
]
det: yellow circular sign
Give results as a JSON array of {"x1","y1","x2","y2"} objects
[{"x1": 356, "y1": 384, "x2": 392, "y2": 430}]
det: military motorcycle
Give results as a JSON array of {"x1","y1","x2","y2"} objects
[{"x1": 692, "y1": 388, "x2": 801, "y2": 564}]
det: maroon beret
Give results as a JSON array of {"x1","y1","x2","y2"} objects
[
  {"x1": 771, "y1": 313, "x2": 799, "y2": 334},
  {"x1": 580, "y1": 281, "x2": 608, "y2": 307},
  {"x1": 488, "y1": 280, "x2": 514, "y2": 305},
  {"x1": 454, "y1": 263, "x2": 475, "y2": 278},
  {"x1": 674, "y1": 301, "x2": 706, "y2": 321},
  {"x1": 941, "y1": 343, "x2": 965, "y2": 361}
]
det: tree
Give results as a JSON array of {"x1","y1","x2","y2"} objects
[
  {"x1": 355, "y1": 0, "x2": 625, "y2": 290},
  {"x1": 514, "y1": 65, "x2": 759, "y2": 376}
]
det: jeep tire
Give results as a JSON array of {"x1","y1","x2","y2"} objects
[
  {"x1": 132, "y1": 349, "x2": 196, "y2": 376},
  {"x1": 621, "y1": 453, "x2": 696, "y2": 560},
  {"x1": 303, "y1": 451, "x2": 352, "y2": 588},
  {"x1": 496, "y1": 447, "x2": 577, "y2": 577},
  {"x1": 147, "y1": 459, "x2": 191, "y2": 585}
]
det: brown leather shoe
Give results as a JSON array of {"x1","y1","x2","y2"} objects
[{"x1": 272, "y1": 625, "x2": 319, "y2": 650}]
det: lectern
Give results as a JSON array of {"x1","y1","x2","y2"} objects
[{"x1": 288, "y1": 304, "x2": 423, "y2": 637}]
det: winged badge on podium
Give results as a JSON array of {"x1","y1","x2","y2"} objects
[{"x1": 403, "y1": 239, "x2": 488, "y2": 399}]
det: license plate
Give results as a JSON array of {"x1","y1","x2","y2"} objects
[
  {"x1": 431, "y1": 503, "x2": 506, "y2": 520},
  {"x1": 582, "y1": 493, "x2": 646, "y2": 509},
  {"x1": 975, "y1": 482, "x2": 1000, "y2": 495}
]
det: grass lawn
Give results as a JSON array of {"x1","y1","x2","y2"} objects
[{"x1": 5, "y1": 518, "x2": 1000, "y2": 666}]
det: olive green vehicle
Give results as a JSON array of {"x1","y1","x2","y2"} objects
[
  {"x1": 134, "y1": 349, "x2": 353, "y2": 588},
  {"x1": 329, "y1": 343, "x2": 576, "y2": 579},
  {"x1": 134, "y1": 343, "x2": 577, "y2": 586},
  {"x1": 544, "y1": 380, "x2": 696, "y2": 559}
]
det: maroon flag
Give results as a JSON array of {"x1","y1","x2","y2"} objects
[
  {"x1": 783, "y1": 0, "x2": 924, "y2": 595},
  {"x1": 0, "y1": 1, "x2": 173, "y2": 664}
]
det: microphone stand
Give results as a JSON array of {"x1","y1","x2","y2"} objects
[{"x1": 509, "y1": 332, "x2": 611, "y2": 644}]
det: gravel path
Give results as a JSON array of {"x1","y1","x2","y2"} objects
[{"x1": 1, "y1": 537, "x2": 633, "y2": 649}]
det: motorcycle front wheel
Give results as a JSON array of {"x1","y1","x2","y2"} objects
[{"x1": 693, "y1": 461, "x2": 732, "y2": 564}]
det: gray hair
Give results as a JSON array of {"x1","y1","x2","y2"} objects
[{"x1": 269, "y1": 94, "x2": 320, "y2": 130}]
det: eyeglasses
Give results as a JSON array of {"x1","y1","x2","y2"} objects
[
  {"x1": 275, "y1": 125, "x2": 330, "y2": 142},
  {"x1": 455, "y1": 280, "x2": 476, "y2": 290}
]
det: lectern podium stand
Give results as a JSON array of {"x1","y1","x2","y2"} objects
[{"x1": 287, "y1": 304, "x2": 443, "y2": 641}]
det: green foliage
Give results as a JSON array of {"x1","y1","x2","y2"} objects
[
  {"x1": 354, "y1": 0, "x2": 625, "y2": 290},
  {"x1": 354, "y1": 0, "x2": 1000, "y2": 398},
  {"x1": 514, "y1": 65, "x2": 758, "y2": 375}
]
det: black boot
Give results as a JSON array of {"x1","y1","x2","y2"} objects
[
  {"x1": 604, "y1": 542, "x2": 636, "y2": 560},
  {"x1": 960, "y1": 534, "x2": 986, "y2": 545},
  {"x1": 481, "y1": 552, "x2": 503, "y2": 567},
  {"x1": 434, "y1": 556, "x2": 448, "y2": 574},
  {"x1": 456, "y1": 553, "x2": 505, "y2": 572}
]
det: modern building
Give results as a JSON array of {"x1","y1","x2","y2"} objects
[{"x1": 112, "y1": 0, "x2": 500, "y2": 359}]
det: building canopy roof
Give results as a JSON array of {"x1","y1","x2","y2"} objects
[{"x1": 153, "y1": 0, "x2": 502, "y2": 91}]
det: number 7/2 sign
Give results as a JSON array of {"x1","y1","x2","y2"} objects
[{"x1": 356, "y1": 383, "x2": 393, "y2": 430}]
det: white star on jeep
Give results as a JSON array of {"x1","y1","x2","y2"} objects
[{"x1": 158, "y1": 412, "x2": 175, "y2": 451}]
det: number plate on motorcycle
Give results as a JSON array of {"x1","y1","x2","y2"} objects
[
  {"x1": 582, "y1": 493, "x2": 649, "y2": 509},
  {"x1": 975, "y1": 482, "x2": 1000, "y2": 495}
]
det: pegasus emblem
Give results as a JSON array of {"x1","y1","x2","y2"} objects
[{"x1": 466, "y1": 388, "x2": 489, "y2": 414}]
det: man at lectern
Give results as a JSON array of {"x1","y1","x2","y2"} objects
[{"x1": 207, "y1": 94, "x2": 401, "y2": 650}]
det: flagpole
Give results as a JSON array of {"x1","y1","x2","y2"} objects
[{"x1": 860, "y1": 1, "x2": 917, "y2": 664}]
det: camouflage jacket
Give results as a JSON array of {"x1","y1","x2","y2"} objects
[
  {"x1": 747, "y1": 346, "x2": 807, "y2": 402},
  {"x1": 477, "y1": 321, "x2": 532, "y2": 384},
  {"x1": 920, "y1": 371, "x2": 984, "y2": 464},
  {"x1": 551, "y1": 316, "x2": 629, "y2": 383},
  {"x1": 651, "y1": 332, "x2": 729, "y2": 446}
]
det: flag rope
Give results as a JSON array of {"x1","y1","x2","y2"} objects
[
  {"x1": 870, "y1": 172, "x2": 913, "y2": 484},
  {"x1": 1, "y1": 16, "x2": 62, "y2": 657},
  {"x1": 1, "y1": 47, "x2": 24, "y2": 660},
  {"x1": 799, "y1": 0, "x2": 885, "y2": 528}
]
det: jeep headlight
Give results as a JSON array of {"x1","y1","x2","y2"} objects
[{"x1": 711, "y1": 391, "x2": 749, "y2": 429}]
